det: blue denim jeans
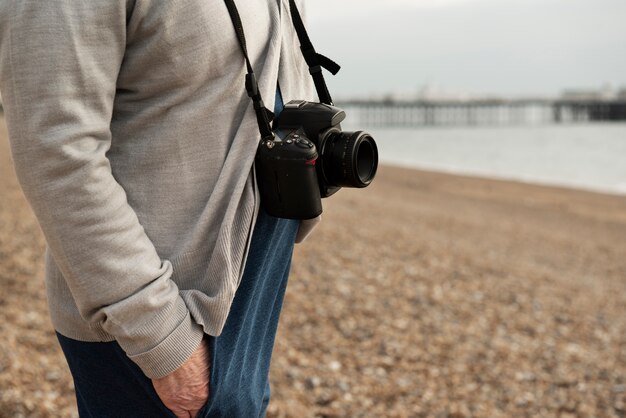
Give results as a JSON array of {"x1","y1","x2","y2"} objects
[{"x1": 56, "y1": 208, "x2": 299, "y2": 417}]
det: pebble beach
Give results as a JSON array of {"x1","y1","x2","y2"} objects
[{"x1": 1, "y1": 115, "x2": 625, "y2": 417}]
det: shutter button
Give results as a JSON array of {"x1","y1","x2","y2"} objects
[{"x1": 296, "y1": 138, "x2": 312, "y2": 149}]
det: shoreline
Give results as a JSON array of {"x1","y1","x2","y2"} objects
[
  {"x1": 356, "y1": 122, "x2": 626, "y2": 201},
  {"x1": 379, "y1": 160, "x2": 626, "y2": 198}
]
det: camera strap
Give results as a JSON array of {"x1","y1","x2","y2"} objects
[
  {"x1": 223, "y1": 0, "x2": 275, "y2": 142},
  {"x1": 222, "y1": 0, "x2": 341, "y2": 141},
  {"x1": 287, "y1": 0, "x2": 341, "y2": 106}
]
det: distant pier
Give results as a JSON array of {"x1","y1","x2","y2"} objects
[
  {"x1": 2, "y1": 98, "x2": 624, "y2": 127},
  {"x1": 338, "y1": 99, "x2": 626, "y2": 127}
]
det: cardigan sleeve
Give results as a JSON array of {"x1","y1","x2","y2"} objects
[{"x1": 0, "y1": 1, "x2": 204, "y2": 379}]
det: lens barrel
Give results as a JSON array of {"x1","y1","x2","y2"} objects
[{"x1": 322, "y1": 130, "x2": 378, "y2": 188}]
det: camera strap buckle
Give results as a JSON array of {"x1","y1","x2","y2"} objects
[{"x1": 301, "y1": 48, "x2": 341, "y2": 76}]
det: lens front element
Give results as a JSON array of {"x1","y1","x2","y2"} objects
[{"x1": 323, "y1": 131, "x2": 378, "y2": 188}]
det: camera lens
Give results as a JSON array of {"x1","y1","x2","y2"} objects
[{"x1": 322, "y1": 130, "x2": 378, "y2": 188}]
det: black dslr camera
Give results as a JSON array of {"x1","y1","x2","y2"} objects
[
  {"x1": 222, "y1": 0, "x2": 377, "y2": 220},
  {"x1": 256, "y1": 100, "x2": 378, "y2": 220}
]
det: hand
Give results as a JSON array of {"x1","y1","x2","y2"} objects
[{"x1": 152, "y1": 338, "x2": 211, "y2": 418}]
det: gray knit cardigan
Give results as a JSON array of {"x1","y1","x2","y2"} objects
[{"x1": 0, "y1": 0, "x2": 316, "y2": 378}]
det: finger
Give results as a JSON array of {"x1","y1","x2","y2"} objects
[
  {"x1": 190, "y1": 408, "x2": 200, "y2": 418},
  {"x1": 171, "y1": 407, "x2": 192, "y2": 418}
]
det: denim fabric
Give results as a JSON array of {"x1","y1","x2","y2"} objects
[
  {"x1": 57, "y1": 207, "x2": 299, "y2": 417},
  {"x1": 56, "y1": 332, "x2": 177, "y2": 418},
  {"x1": 201, "y1": 208, "x2": 299, "y2": 417}
]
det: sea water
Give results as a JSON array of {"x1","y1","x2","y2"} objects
[{"x1": 342, "y1": 122, "x2": 626, "y2": 196}]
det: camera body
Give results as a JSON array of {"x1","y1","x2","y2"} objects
[{"x1": 256, "y1": 100, "x2": 378, "y2": 220}]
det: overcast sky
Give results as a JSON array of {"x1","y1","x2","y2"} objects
[{"x1": 305, "y1": 0, "x2": 626, "y2": 99}]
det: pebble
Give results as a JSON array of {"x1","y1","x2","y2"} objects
[
  {"x1": 305, "y1": 377, "x2": 321, "y2": 389},
  {"x1": 328, "y1": 361, "x2": 341, "y2": 371},
  {"x1": 45, "y1": 371, "x2": 62, "y2": 382},
  {"x1": 613, "y1": 384, "x2": 626, "y2": 393}
]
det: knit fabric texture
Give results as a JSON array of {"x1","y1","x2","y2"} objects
[{"x1": 0, "y1": 0, "x2": 315, "y2": 378}]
